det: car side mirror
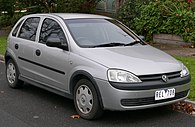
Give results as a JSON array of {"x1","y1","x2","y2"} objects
[
  {"x1": 139, "y1": 35, "x2": 145, "y2": 41},
  {"x1": 46, "y1": 38, "x2": 68, "y2": 50}
]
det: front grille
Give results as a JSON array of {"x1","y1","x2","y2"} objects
[
  {"x1": 139, "y1": 71, "x2": 181, "y2": 82},
  {"x1": 121, "y1": 90, "x2": 188, "y2": 107}
]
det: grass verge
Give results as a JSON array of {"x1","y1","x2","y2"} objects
[
  {"x1": 0, "y1": 36, "x2": 7, "y2": 55},
  {"x1": 175, "y1": 56, "x2": 195, "y2": 100}
]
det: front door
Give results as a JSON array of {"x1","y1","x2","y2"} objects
[{"x1": 33, "y1": 18, "x2": 71, "y2": 91}]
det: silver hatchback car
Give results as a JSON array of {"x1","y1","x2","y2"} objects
[{"x1": 5, "y1": 13, "x2": 191, "y2": 119}]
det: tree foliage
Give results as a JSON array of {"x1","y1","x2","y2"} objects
[
  {"x1": 17, "y1": 0, "x2": 57, "y2": 13},
  {"x1": 57, "y1": 0, "x2": 100, "y2": 13},
  {"x1": 0, "y1": 0, "x2": 100, "y2": 27},
  {"x1": 0, "y1": 0, "x2": 16, "y2": 16},
  {"x1": 0, "y1": 0, "x2": 101, "y2": 15}
]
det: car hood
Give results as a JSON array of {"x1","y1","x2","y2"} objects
[{"x1": 79, "y1": 45, "x2": 182, "y2": 75}]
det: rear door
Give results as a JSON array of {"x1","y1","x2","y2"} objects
[{"x1": 16, "y1": 17, "x2": 40, "y2": 79}]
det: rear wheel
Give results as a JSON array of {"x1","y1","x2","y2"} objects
[
  {"x1": 74, "y1": 79, "x2": 103, "y2": 120},
  {"x1": 6, "y1": 59, "x2": 23, "y2": 88}
]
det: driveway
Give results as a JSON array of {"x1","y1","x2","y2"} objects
[
  {"x1": 151, "y1": 43, "x2": 195, "y2": 58},
  {"x1": 0, "y1": 60, "x2": 195, "y2": 127}
]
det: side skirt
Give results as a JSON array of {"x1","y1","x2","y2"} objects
[{"x1": 19, "y1": 75, "x2": 73, "y2": 99}]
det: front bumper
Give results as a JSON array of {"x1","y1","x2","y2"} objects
[{"x1": 95, "y1": 78, "x2": 190, "y2": 111}]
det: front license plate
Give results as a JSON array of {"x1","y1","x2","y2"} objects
[{"x1": 155, "y1": 88, "x2": 175, "y2": 101}]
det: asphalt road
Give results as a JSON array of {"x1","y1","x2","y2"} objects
[{"x1": 0, "y1": 61, "x2": 195, "y2": 127}]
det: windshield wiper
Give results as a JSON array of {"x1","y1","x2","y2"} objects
[
  {"x1": 91, "y1": 42, "x2": 126, "y2": 48},
  {"x1": 88, "y1": 41, "x2": 141, "y2": 48},
  {"x1": 124, "y1": 40, "x2": 141, "y2": 46}
]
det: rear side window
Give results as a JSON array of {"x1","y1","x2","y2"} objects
[
  {"x1": 12, "y1": 19, "x2": 24, "y2": 37},
  {"x1": 18, "y1": 17, "x2": 40, "y2": 41},
  {"x1": 39, "y1": 18, "x2": 67, "y2": 44}
]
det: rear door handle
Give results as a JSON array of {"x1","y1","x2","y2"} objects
[
  {"x1": 35, "y1": 49, "x2": 41, "y2": 56},
  {"x1": 15, "y1": 44, "x2": 19, "y2": 50}
]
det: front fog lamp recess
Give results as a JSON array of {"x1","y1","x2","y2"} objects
[{"x1": 108, "y1": 69, "x2": 142, "y2": 83}]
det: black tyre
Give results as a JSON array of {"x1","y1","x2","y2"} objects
[
  {"x1": 74, "y1": 79, "x2": 103, "y2": 120},
  {"x1": 6, "y1": 59, "x2": 23, "y2": 88}
]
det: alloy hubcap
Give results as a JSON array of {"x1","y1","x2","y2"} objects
[
  {"x1": 7, "y1": 63, "x2": 16, "y2": 84},
  {"x1": 76, "y1": 85, "x2": 93, "y2": 114}
]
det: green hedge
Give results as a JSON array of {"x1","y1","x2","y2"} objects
[
  {"x1": 117, "y1": 0, "x2": 152, "y2": 30},
  {"x1": 118, "y1": 0, "x2": 195, "y2": 44}
]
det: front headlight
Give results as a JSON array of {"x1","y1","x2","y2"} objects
[
  {"x1": 107, "y1": 69, "x2": 142, "y2": 83},
  {"x1": 180, "y1": 64, "x2": 189, "y2": 78}
]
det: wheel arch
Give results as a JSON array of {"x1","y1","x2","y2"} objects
[
  {"x1": 5, "y1": 51, "x2": 24, "y2": 88},
  {"x1": 5, "y1": 51, "x2": 16, "y2": 64},
  {"x1": 5, "y1": 51, "x2": 21, "y2": 74},
  {"x1": 70, "y1": 70, "x2": 104, "y2": 109}
]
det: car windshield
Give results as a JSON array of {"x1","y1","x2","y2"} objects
[{"x1": 64, "y1": 19, "x2": 143, "y2": 48}]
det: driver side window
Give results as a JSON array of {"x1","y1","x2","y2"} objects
[{"x1": 39, "y1": 18, "x2": 67, "y2": 45}]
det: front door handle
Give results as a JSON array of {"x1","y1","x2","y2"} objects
[{"x1": 35, "y1": 49, "x2": 41, "y2": 56}]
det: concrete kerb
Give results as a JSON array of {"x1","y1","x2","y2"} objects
[
  {"x1": 184, "y1": 99, "x2": 195, "y2": 106},
  {"x1": 0, "y1": 55, "x2": 4, "y2": 61}
]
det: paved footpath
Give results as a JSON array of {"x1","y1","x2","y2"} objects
[{"x1": 1, "y1": 60, "x2": 195, "y2": 127}]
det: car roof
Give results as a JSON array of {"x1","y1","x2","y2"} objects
[{"x1": 25, "y1": 13, "x2": 112, "y2": 20}]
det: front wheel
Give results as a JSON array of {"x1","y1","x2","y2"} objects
[
  {"x1": 74, "y1": 79, "x2": 103, "y2": 120},
  {"x1": 6, "y1": 59, "x2": 23, "y2": 88}
]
